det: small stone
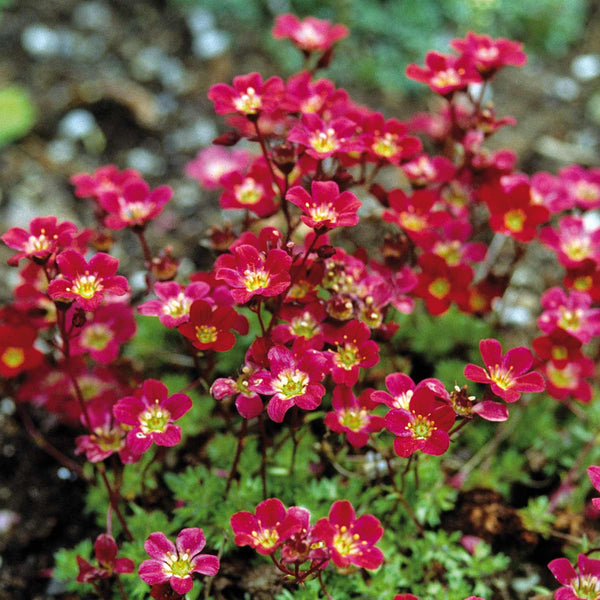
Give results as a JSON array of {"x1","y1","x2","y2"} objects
[
  {"x1": 125, "y1": 148, "x2": 166, "y2": 176},
  {"x1": 193, "y1": 30, "x2": 230, "y2": 59},
  {"x1": 21, "y1": 24, "x2": 60, "y2": 57},
  {"x1": 552, "y1": 76, "x2": 580, "y2": 101},
  {"x1": 72, "y1": 1, "x2": 113, "y2": 31},
  {"x1": 571, "y1": 54, "x2": 600, "y2": 81},
  {"x1": 186, "y1": 7, "x2": 215, "y2": 34},
  {"x1": 57, "y1": 109, "x2": 97, "y2": 139}
]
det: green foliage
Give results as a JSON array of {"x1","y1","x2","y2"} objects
[
  {"x1": 0, "y1": 85, "x2": 36, "y2": 146},
  {"x1": 519, "y1": 495, "x2": 556, "y2": 538},
  {"x1": 52, "y1": 538, "x2": 93, "y2": 594}
]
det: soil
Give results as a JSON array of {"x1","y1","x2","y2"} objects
[{"x1": 2, "y1": 1, "x2": 600, "y2": 599}]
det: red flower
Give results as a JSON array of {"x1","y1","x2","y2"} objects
[
  {"x1": 539, "y1": 216, "x2": 600, "y2": 267},
  {"x1": 324, "y1": 385, "x2": 384, "y2": 448},
  {"x1": 464, "y1": 338, "x2": 545, "y2": 403},
  {"x1": 406, "y1": 52, "x2": 482, "y2": 95},
  {"x1": 249, "y1": 345, "x2": 328, "y2": 422},
  {"x1": 113, "y1": 379, "x2": 192, "y2": 455},
  {"x1": 2, "y1": 216, "x2": 78, "y2": 266},
  {"x1": 230, "y1": 498, "x2": 306, "y2": 555},
  {"x1": 0, "y1": 324, "x2": 44, "y2": 378},
  {"x1": 177, "y1": 300, "x2": 248, "y2": 352},
  {"x1": 479, "y1": 178, "x2": 549, "y2": 242},
  {"x1": 413, "y1": 253, "x2": 473, "y2": 316},
  {"x1": 71, "y1": 165, "x2": 139, "y2": 199},
  {"x1": 77, "y1": 533, "x2": 134, "y2": 583},
  {"x1": 214, "y1": 244, "x2": 292, "y2": 304},
  {"x1": 359, "y1": 112, "x2": 421, "y2": 164},
  {"x1": 139, "y1": 528, "x2": 219, "y2": 595},
  {"x1": 542, "y1": 356, "x2": 594, "y2": 403},
  {"x1": 532, "y1": 329, "x2": 584, "y2": 369},
  {"x1": 548, "y1": 554, "x2": 600, "y2": 600},
  {"x1": 286, "y1": 180, "x2": 361, "y2": 230},
  {"x1": 311, "y1": 500, "x2": 384, "y2": 570},
  {"x1": 384, "y1": 387, "x2": 455, "y2": 458},
  {"x1": 184, "y1": 146, "x2": 251, "y2": 190},
  {"x1": 272, "y1": 14, "x2": 348, "y2": 52},
  {"x1": 208, "y1": 72, "x2": 284, "y2": 116},
  {"x1": 47, "y1": 249, "x2": 129, "y2": 311},
  {"x1": 588, "y1": 466, "x2": 600, "y2": 511}
]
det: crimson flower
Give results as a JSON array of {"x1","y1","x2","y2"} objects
[
  {"x1": 560, "y1": 164, "x2": 600, "y2": 210},
  {"x1": 464, "y1": 339, "x2": 545, "y2": 403},
  {"x1": 311, "y1": 500, "x2": 384, "y2": 570},
  {"x1": 406, "y1": 51, "x2": 482, "y2": 95},
  {"x1": 286, "y1": 180, "x2": 361, "y2": 231},
  {"x1": 324, "y1": 385, "x2": 384, "y2": 448},
  {"x1": 359, "y1": 112, "x2": 421, "y2": 164},
  {"x1": 77, "y1": 533, "x2": 134, "y2": 584},
  {"x1": 139, "y1": 528, "x2": 219, "y2": 595},
  {"x1": 214, "y1": 244, "x2": 292, "y2": 304},
  {"x1": 1, "y1": 216, "x2": 77, "y2": 266},
  {"x1": 97, "y1": 177, "x2": 173, "y2": 230},
  {"x1": 325, "y1": 320, "x2": 380, "y2": 386},
  {"x1": 542, "y1": 356, "x2": 595, "y2": 403},
  {"x1": 184, "y1": 146, "x2": 251, "y2": 190},
  {"x1": 539, "y1": 216, "x2": 600, "y2": 267},
  {"x1": 177, "y1": 300, "x2": 248, "y2": 352},
  {"x1": 47, "y1": 249, "x2": 129, "y2": 311},
  {"x1": 230, "y1": 498, "x2": 307, "y2": 555},
  {"x1": 479, "y1": 178, "x2": 549, "y2": 242},
  {"x1": 249, "y1": 345, "x2": 328, "y2": 422},
  {"x1": 532, "y1": 329, "x2": 584, "y2": 369},
  {"x1": 0, "y1": 324, "x2": 44, "y2": 378},
  {"x1": 112, "y1": 379, "x2": 192, "y2": 455},
  {"x1": 272, "y1": 14, "x2": 348, "y2": 52},
  {"x1": 208, "y1": 72, "x2": 284, "y2": 116},
  {"x1": 589, "y1": 466, "x2": 600, "y2": 511},
  {"x1": 548, "y1": 554, "x2": 600, "y2": 600},
  {"x1": 371, "y1": 373, "x2": 448, "y2": 410},
  {"x1": 71, "y1": 164, "x2": 139, "y2": 199},
  {"x1": 385, "y1": 387, "x2": 455, "y2": 458}
]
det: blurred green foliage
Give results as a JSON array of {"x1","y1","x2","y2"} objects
[
  {"x1": 174, "y1": 0, "x2": 588, "y2": 94},
  {"x1": 0, "y1": 85, "x2": 36, "y2": 147}
]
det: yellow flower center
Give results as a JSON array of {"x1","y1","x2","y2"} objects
[
  {"x1": 2, "y1": 347, "x2": 25, "y2": 368},
  {"x1": 309, "y1": 128, "x2": 340, "y2": 154},
  {"x1": 233, "y1": 87, "x2": 262, "y2": 114}
]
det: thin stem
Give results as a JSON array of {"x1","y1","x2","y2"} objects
[
  {"x1": 317, "y1": 571, "x2": 334, "y2": 600},
  {"x1": 258, "y1": 413, "x2": 268, "y2": 499},
  {"x1": 96, "y1": 463, "x2": 134, "y2": 541},
  {"x1": 385, "y1": 454, "x2": 424, "y2": 536},
  {"x1": 115, "y1": 574, "x2": 128, "y2": 600},
  {"x1": 225, "y1": 419, "x2": 248, "y2": 496},
  {"x1": 15, "y1": 401, "x2": 89, "y2": 482}
]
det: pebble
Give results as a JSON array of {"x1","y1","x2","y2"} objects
[
  {"x1": 125, "y1": 147, "x2": 166, "y2": 176},
  {"x1": 571, "y1": 54, "x2": 600, "y2": 81},
  {"x1": 21, "y1": 24, "x2": 60, "y2": 57},
  {"x1": 57, "y1": 109, "x2": 97, "y2": 139},
  {"x1": 192, "y1": 29, "x2": 230, "y2": 59},
  {"x1": 72, "y1": 0, "x2": 113, "y2": 31},
  {"x1": 552, "y1": 76, "x2": 580, "y2": 101}
]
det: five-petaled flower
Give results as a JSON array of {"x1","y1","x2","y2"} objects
[
  {"x1": 464, "y1": 338, "x2": 545, "y2": 403},
  {"x1": 47, "y1": 249, "x2": 129, "y2": 311},
  {"x1": 177, "y1": 299, "x2": 248, "y2": 352},
  {"x1": 286, "y1": 180, "x2": 361, "y2": 231},
  {"x1": 139, "y1": 528, "x2": 219, "y2": 595},
  {"x1": 311, "y1": 500, "x2": 384, "y2": 570},
  {"x1": 272, "y1": 14, "x2": 348, "y2": 53},
  {"x1": 112, "y1": 379, "x2": 192, "y2": 455},
  {"x1": 548, "y1": 554, "x2": 600, "y2": 600}
]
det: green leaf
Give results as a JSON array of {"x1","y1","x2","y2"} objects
[{"x1": 0, "y1": 85, "x2": 36, "y2": 146}]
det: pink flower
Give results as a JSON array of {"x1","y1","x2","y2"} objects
[
  {"x1": 542, "y1": 356, "x2": 595, "y2": 403},
  {"x1": 97, "y1": 177, "x2": 173, "y2": 230},
  {"x1": 230, "y1": 498, "x2": 307, "y2": 555},
  {"x1": 249, "y1": 345, "x2": 328, "y2": 422},
  {"x1": 71, "y1": 165, "x2": 139, "y2": 199},
  {"x1": 113, "y1": 379, "x2": 192, "y2": 455},
  {"x1": 464, "y1": 339, "x2": 545, "y2": 403},
  {"x1": 47, "y1": 249, "x2": 129, "y2": 311},
  {"x1": 287, "y1": 113, "x2": 361, "y2": 159},
  {"x1": 539, "y1": 216, "x2": 600, "y2": 267},
  {"x1": 138, "y1": 281, "x2": 211, "y2": 328},
  {"x1": 312, "y1": 500, "x2": 384, "y2": 570},
  {"x1": 560, "y1": 164, "x2": 600, "y2": 210},
  {"x1": 272, "y1": 14, "x2": 348, "y2": 52},
  {"x1": 139, "y1": 528, "x2": 219, "y2": 595},
  {"x1": 450, "y1": 32, "x2": 526, "y2": 75},
  {"x1": 208, "y1": 72, "x2": 284, "y2": 116},
  {"x1": 214, "y1": 245, "x2": 292, "y2": 304},
  {"x1": 77, "y1": 534, "x2": 134, "y2": 583},
  {"x1": 286, "y1": 180, "x2": 361, "y2": 231},
  {"x1": 588, "y1": 466, "x2": 600, "y2": 511},
  {"x1": 548, "y1": 554, "x2": 600, "y2": 600},
  {"x1": 406, "y1": 52, "x2": 482, "y2": 95},
  {"x1": 0, "y1": 324, "x2": 44, "y2": 378},
  {"x1": 385, "y1": 387, "x2": 455, "y2": 458},
  {"x1": 184, "y1": 146, "x2": 252, "y2": 190},
  {"x1": 1, "y1": 216, "x2": 77, "y2": 266},
  {"x1": 70, "y1": 303, "x2": 136, "y2": 364},
  {"x1": 359, "y1": 112, "x2": 421, "y2": 164},
  {"x1": 324, "y1": 386, "x2": 384, "y2": 448}
]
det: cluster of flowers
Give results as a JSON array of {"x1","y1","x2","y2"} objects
[{"x1": 1, "y1": 11, "x2": 599, "y2": 600}]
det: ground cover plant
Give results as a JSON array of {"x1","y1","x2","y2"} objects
[{"x1": 3, "y1": 12, "x2": 600, "y2": 600}]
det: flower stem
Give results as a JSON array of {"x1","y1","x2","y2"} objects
[{"x1": 225, "y1": 419, "x2": 248, "y2": 496}]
